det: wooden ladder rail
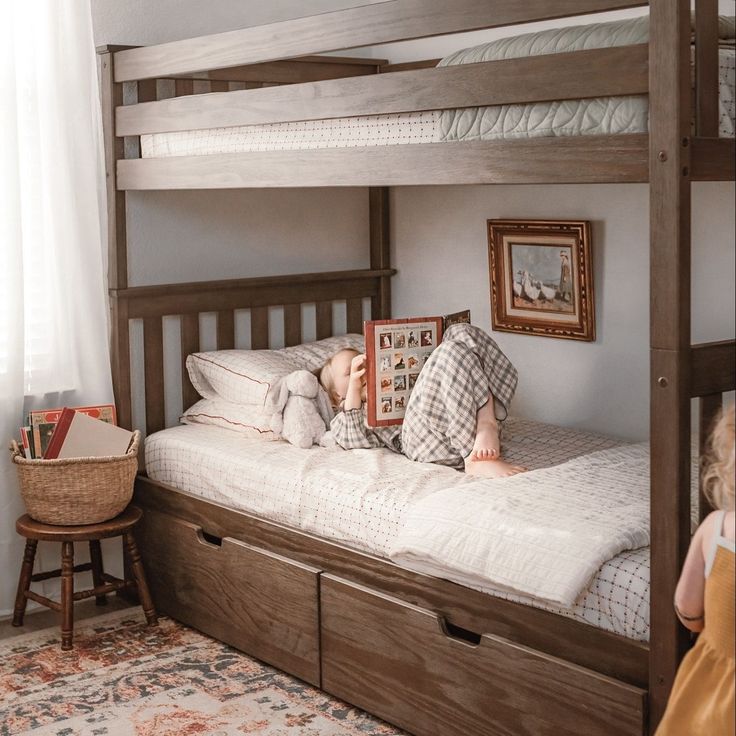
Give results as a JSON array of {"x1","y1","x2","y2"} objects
[
  {"x1": 649, "y1": 0, "x2": 736, "y2": 730},
  {"x1": 648, "y1": 0, "x2": 693, "y2": 730}
]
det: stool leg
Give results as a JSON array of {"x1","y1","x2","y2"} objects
[
  {"x1": 124, "y1": 532, "x2": 158, "y2": 626},
  {"x1": 61, "y1": 541, "x2": 74, "y2": 651},
  {"x1": 89, "y1": 540, "x2": 107, "y2": 606},
  {"x1": 12, "y1": 539, "x2": 37, "y2": 626}
]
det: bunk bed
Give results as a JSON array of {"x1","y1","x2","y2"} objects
[{"x1": 96, "y1": 2, "x2": 736, "y2": 735}]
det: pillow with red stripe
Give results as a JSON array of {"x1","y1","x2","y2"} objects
[{"x1": 186, "y1": 334, "x2": 364, "y2": 406}]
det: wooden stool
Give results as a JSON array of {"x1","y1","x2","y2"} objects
[{"x1": 12, "y1": 505, "x2": 157, "y2": 650}]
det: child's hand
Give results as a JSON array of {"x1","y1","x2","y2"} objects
[
  {"x1": 349, "y1": 353, "x2": 367, "y2": 386},
  {"x1": 345, "y1": 353, "x2": 366, "y2": 410}
]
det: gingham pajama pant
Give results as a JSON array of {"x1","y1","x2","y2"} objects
[
  {"x1": 400, "y1": 323, "x2": 518, "y2": 468},
  {"x1": 330, "y1": 324, "x2": 518, "y2": 469}
]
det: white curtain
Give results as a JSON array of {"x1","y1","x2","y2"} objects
[{"x1": 0, "y1": 2, "x2": 113, "y2": 615}]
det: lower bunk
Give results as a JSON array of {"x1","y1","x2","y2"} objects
[{"x1": 133, "y1": 420, "x2": 655, "y2": 736}]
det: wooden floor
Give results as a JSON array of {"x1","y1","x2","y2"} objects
[{"x1": 0, "y1": 597, "x2": 134, "y2": 641}]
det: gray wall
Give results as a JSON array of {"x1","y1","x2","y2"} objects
[{"x1": 93, "y1": 1, "x2": 736, "y2": 441}]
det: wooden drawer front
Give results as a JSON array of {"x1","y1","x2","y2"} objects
[
  {"x1": 321, "y1": 576, "x2": 646, "y2": 736},
  {"x1": 137, "y1": 508, "x2": 321, "y2": 685}
]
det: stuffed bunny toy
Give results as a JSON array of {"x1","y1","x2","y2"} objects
[{"x1": 269, "y1": 370, "x2": 335, "y2": 449}]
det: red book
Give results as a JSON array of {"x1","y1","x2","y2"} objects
[{"x1": 42, "y1": 408, "x2": 77, "y2": 459}]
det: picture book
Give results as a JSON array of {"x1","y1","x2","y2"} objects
[
  {"x1": 364, "y1": 310, "x2": 470, "y2": 427},
  {"x1": 44, "y1": 407, "x2": 133, "y2": 460},
  {"x1": 27, "y1": 404, "x2": 117, "y2": 459}
]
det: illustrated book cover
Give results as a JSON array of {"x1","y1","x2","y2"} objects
[{"x1": 364, "y1": 310, "x2": 470, "y2": 427}]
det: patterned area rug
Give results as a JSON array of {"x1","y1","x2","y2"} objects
[{"x1": 0, "y1": 609, "x2": 404, "y2": 735}]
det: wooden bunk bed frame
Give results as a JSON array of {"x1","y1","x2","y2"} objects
[{"x1": 97, "y1": 2, "x2": 735, "y2": 734}]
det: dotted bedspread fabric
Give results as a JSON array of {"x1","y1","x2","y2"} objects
[{"x1": 144, "y1": 417, "x2": 699, "y2": 641}]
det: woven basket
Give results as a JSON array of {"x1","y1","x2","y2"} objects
[{"x1": 9, "y1": 431, "x2": 141, "y2": 526}]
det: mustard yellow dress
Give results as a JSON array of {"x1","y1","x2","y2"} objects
[{"x1": 656, "y1": 512, "x2": 735, "y2": 736}]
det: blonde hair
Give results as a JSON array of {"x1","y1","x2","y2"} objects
[{"x1": 702, "y1": 403, "x2": 735, "y2": 512}]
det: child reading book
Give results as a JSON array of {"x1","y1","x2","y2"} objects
[
  {"x1": 318, "y1": 323, "x2": 524, "y2": 478},
  {"x1": 655, "y1": 404, "x2": 735, "y2": 736}
]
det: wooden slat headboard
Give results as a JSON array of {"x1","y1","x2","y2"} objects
[{"x1": 111, "y1": 268, "x2": 395, "y2": 436}]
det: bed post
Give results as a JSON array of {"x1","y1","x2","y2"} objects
[
  {"x1": 648, "y1": 0, "x2": 692, "y2": 730},
  {"x1": 98, "y1": 46, "x2": 133, "y2": 431},
  {"x1": 369, "y1": 187, "x2": 391, "y2": 319}
]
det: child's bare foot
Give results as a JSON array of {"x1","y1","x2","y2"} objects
[
  {"x1": 472, "y1": 399, "x2": 501, "y2": 459},
  {"x1": 465, "y1": 398, "x2": 527, "y2": 478},
  {"x1": 465, "y1": 455, "x2": 526, "y2": 478},
  {"x1": 469, "y1": 447, "x2": 499, "y2": 461}
]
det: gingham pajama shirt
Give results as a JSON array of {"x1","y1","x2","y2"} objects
[{"x1": 330, "y1": 324, "x2": 518, "y2": 469}]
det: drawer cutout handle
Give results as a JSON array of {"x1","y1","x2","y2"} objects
[
  {"x1": 440, "y1": 618, "x2": 482, "y2": 647},
  {"x1": 196, "y1": 529, "x2": 223, "y2": 547}
]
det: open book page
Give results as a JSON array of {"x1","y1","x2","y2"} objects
[{"x1": 365, "y1": 317, "x2": 443, "y2": 427}]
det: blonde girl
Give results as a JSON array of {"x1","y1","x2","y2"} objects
[{"x1": 655, "y1": 403, "x2": 735, "y2": 736}]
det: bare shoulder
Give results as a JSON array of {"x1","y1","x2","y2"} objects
[
  {"x1": 697, "y1": 509, "x2": 735, "y2": 554},
  {"x1": 722, "y1": 510, "x2": 735, "y2": 543},
  {"x1": 696, "y1": 510, "x2": 722, "y2": 556}
]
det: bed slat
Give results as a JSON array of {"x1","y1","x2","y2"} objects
[
  {"x1": 117, "y1": 136, "x2": 650, "y2": 189},
  {"x1": 111, "y1": 298, "x2": 132, "y2": 431},
  {"x1": 208, "y1": 80, "x2": 229, "y2": 93},
  {"x1": 166, "y1": 57, "x2": 384, "y2": 86},
  {"x1": 346, "y1": 298, "x2": 364, "y2": 335},
  {"x1": 180, "y1": 313, "x2": 200, "y2": 412},
  {"x1": 690, "y1": 138, "x2": 736, "y2": 181},
  {"x1": 143, "y1": 316, "x2": 165, "y2": 434},
  {"x1": 174, "y1": 79, "x2": 194, "y2": 97},
  {"x1": 316, "y1": 302, "x2": 333, "y2": 341},
  {"x1": 695, "y1": 0, "x2": 719, "y2": 137},
  {"x1": 690, "y1": 339, "x2": 736, "y2": 396},
  {"x1": 216, "y1": 310, "x2": 235, "y2": 350},
  {"x1": 370, "y1": 187, "x2": 391, "y2": 320},
  {"x1": 113, "y1": 0, "x2": 647, "y2": 82},
  {"x1": 116, "y1": 45, "x2": 648, "y2": 136},
  {"x1": 115, "y1": 269, "x2": 393, "y2": 319},
  {"x1": 251, "y1": 307, "x2": 269, "y2": 349},
  {"x1": 284, "y1": 304, "x2": 302, "y2": 347}
]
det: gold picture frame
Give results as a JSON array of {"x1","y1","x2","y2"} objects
[{"x1": 487, "y1": 219, "x2": 595, "y2": 341}]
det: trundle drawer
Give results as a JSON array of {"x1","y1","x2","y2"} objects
[
  {"x1": 321, "y1": 576, "x2": 646, "y2": 736},
  {"x1": 137, "y1": 509, "x2": 321, "y2": 685}
]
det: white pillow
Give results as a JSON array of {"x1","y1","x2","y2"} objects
[
  {"x1": 180, "y1": 398, "x2": 278, "y2": 439},
  {"x1": 186, "y1": 334, "x2": 365, "y2": 406}
]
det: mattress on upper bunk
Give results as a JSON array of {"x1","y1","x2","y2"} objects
[
  {"x1": 144, "y1": 416, "x2": 694, "y2": 642},
  {"x1": 141, "y1": 15, "x2": 735, "y2": 159}
]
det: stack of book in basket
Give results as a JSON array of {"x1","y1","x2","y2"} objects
[
  {"x1": 11, "y1": 404, "x2": 139, "y2": 526},
  {"x1": 18, "y1": 404, "x2": 133, "y2": 460}
]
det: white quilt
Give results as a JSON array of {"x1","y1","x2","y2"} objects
[
  {"x1": 389, "y1": 443, "x2": 652, "y2": 608},
  {"x1": 439, "y1": 15, "x2": 735, "y2": 141}
]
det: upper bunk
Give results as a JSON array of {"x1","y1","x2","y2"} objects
[{"x1": 100, "y1": 0, "x2": 736, "y2": 189}]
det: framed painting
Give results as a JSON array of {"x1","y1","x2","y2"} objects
[{"x1": 487, "y1": 219, "x2": 595, "y2": 341}]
